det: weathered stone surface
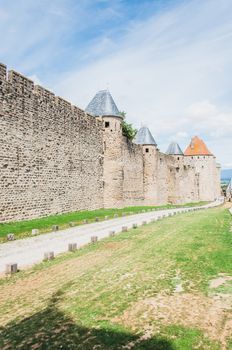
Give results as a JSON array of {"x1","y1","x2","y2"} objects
[
  {"x1": 7, "y1": 234, "x2": 15, "y2": 241},
  {"x1": 0, "y1": 64, "x2": 221, "y2": 223},
  {"x1": 44, "y1": 252, "x2": 54, "y2": 261},
  {"x1": 5, "y1": 263, "x2": 18, "y2": 274},
  {"x1": 68, "y1": 243, "x2": 77, "y2": 251},
  {"x1": 91, "y1": 236, "x2": 98, "y2": 243}
]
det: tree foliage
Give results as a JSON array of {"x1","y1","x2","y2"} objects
[{"x1": 120, "y1": 111, "x2": 137, "y2": 140}]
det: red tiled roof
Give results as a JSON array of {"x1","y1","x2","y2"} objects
[{"x1": 184, "y1": 136, "x2": 213, "y2": 156}]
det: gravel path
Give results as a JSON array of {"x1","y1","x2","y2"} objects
[{"x1": 0, "y1": 200, "x2": 223, "y2": 273}]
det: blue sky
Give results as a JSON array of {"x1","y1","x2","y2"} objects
[{"x1": 0, "y1": 0, "x2": 232, "y2": 168}]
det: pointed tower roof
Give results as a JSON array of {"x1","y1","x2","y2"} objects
[
  {"x1": 184, "y1": 136, "x2": 213, "y2": 156},
  {"x1": 134, "y1": 126, "x2": 157, "y2": 146},
  {"x1": 85, "y1": 90, "x2": 121, "y2": 117},
  {"x1": 166, "y1": 142, "x2": 183, "y2": 155}
]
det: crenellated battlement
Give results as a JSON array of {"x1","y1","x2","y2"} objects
[
  {"x1": 0, "y1": 63, "x2": 86, "y2": 114},
  {"x1": 0, "y1": 63, "x2": 7, "y2": 80},
  {"x1": 0, "y1": 63, "x2": 104, "y2": 222},
  {"x1": 0, "y1": 63, "x2": 221, "y2": 222}
]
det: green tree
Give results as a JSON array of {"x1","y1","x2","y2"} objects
[{"x1": 119, "y1": 111, "x2": 137, "y2": 140}]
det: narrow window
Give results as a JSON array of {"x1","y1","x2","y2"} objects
[
  {"x1": 145, "y1": 148, "x2": 149, "y2": 153},
  {"x1": 105, "y1": 121, "x2": 110, "y2": 128}
]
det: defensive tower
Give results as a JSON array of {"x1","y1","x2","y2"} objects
[
  {"x1": 86, "y1": 90, "x2": 124, "y2": 208},
  {"x1": 135, "y1": 127, "x2": 158, "y2": 204}
]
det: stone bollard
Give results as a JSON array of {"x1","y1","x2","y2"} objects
[
  {"x1": 5, "y1": 263, "x2": 18, "y2": 274},
  {"x1": 109, "y1": 230, "x2": 115, "y2": 237},
  {"x1": 69, "y1": 222, "x2": 75, "y2": 227},
  {"x1": 105, "y1": 216, "x2": 109, "y2": 220},
  {"x1": 91, "y1": 236, "x2": 98, "y2": 243},
  {"x1": 114, "y1": 214, "x2": 118, "y2": 218},
  {"x1": 95, "y1": 217, "x2": 100, "y2": 222},
  {"x1": 68, "y1": 243, "x2": 77, "y2": 252},
  {"x1": 122, "y1": 226, "x2": 128, "y2": 232},
  {"x1": 142, "y1": 221, "x2": 147, "y2": 225},
  {"x1": 44, "y1": 252, "x2": 54, "y2": 261},
  {"x1": 82, "y1": 219, "x2": 88, "y2": 224},
  {"x1": 32, "y1": 229, "x2": 39, "y2": 236},
  {"x1": 132, "y1": 223, "x2": 138, "y2": 229},
  {"x1": 52, "y1": 225, "x2": 59, "y2": 231},
  {"x1": 7, "y1": 233, "x2": 15, "y2": 241}
]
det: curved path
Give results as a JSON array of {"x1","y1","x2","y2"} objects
[{"x1": 0, "y1": 200, "x2": 223, "y2": 273}]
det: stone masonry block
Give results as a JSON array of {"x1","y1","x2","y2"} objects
[
  {"x1": 91, "y1": 236, "x2": 98, "y2": 243},
  {"x1": 7, "y1": 233, "x2": 15, "y2": 241},
  {"x1": 5, "y1": 263, "x2": 18, "y2": 274},
  {"x1": 44, "y1": 252, "x2": 55, "y2": 261},
  {"x1": 68, "y1": 243, "x2": 77, "y2": 252}
]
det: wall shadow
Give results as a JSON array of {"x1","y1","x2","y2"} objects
[{"x1": 0, "y1": 291, "x2": 174, "y2": 350}]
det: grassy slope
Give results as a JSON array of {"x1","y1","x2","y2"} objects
[
  {"x1": 0, "y1": 206, "x2": 231, "y2": 349},
  {"x1": 0, "y1": 202, "x2": 207, "y2": 241}
]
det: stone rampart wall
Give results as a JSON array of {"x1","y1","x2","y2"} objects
[{"x1": 0, "y1": 64, "x2": 104, "y2": 222}]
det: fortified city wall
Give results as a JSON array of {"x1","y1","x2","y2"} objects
[
  {"x1": 0, "y1": 63, "x2": 221, "y2": 222},
  {"x1": 0, "y1": 63, "x2": 103, "y2": 222}
]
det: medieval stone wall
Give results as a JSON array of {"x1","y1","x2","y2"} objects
[
  {"x1": 0, "y1": 64, "x2": 103, "y2": 222},
  {"x1": 0, "y1": 63, "x2": 221, "y2": 222}
]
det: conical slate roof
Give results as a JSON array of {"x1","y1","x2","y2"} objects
[
  {"x1": 184, "y1": 136, "x2": 213, "y2": 156},
  {"x1": 166, "y1": 142, "x2": 183, "y2": 155},
  {"x1": 85, "y1": 90, "x2": 121, "y2": 117},
  {"x1": 134, "y1": 126, "x2": 157, "y2": 146}
]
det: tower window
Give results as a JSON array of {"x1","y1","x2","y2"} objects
[
  {"x1": 105, "y1": 121, "x2": 110, "y2": 128},
  {"x1": 145, "y1": 148, "x2": 149, "y2": 153}
]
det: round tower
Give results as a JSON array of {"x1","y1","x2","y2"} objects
[
  {"x1": 134, "y1": 126, "x2": 158, "y2": 204},
  {"x1": 166, "y1": 141, "x2": 188, "y2": 203},
  {"x1": 184, "y1": 136, "x2": 221, "y2": 201},
  {"x1": 85, "y1": 90, "x2": 124, "y2": 208}
]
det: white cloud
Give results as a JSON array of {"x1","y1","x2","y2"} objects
[
  {"x1": 0, "y1": 0, "x2": 231, "y2": 168},
  {"x1": 53, "y1": 0, "x2": 232, "y2": 167}
]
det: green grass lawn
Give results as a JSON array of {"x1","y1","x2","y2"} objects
[
  {"x1": 0, "y1": 201, "x2": 207, "y2": 242},
  {"x1": 0, "y1": 206, "x2": 231, "y2": 349}
]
